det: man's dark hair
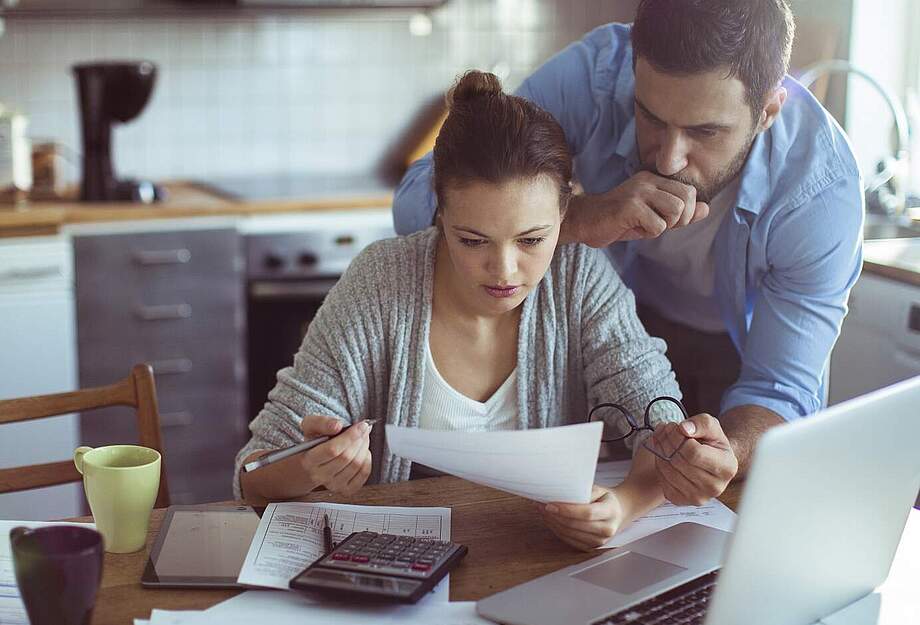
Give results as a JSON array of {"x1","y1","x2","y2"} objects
[{"x1": 631, "y1": 0, "x2": 794, "y2": 115}]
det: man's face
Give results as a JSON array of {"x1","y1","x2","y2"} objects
[{"x1": 634, "y1": 57, "x2": 759, "y2": 202}]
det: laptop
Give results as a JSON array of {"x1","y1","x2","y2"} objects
[{"x1": 477, "y1": 375, "x2": 920, "y2": 625}]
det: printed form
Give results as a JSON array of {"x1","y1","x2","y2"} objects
[
  {"x1": 594, "y1": 460, "x2": 737, "y2": 548},
  {"x1": 237, "y1": 502, "x2": 451, "y2": 590}
]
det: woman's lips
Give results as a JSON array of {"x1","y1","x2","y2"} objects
[{"x1": 484, "y1": 285, "x2": 521, "y2": 298}]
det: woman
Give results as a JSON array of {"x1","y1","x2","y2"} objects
[{"x1": 235, "y1": 71, "x2": 685, "y2": 551}]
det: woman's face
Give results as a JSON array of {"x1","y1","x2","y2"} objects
[{"x1": 438, "y1": 175, "x2": 562, "y2": 316}]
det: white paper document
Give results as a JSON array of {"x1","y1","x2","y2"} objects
[
  {"x1": 148, "y1": 610, "x2": 202, "y2": 624},
  {"x1": 386, "y1": 422, "x2": 603, "y2": 504},
  {"x1": 0, "y1": 520, "x2": 96, "y2": 625},
  {"x1": 237, "y1": 501, "x2": 451, "y2": 590},
  {"x1": 594, "y1": 460, "x2": 737, "y2": 548},
  {"x1": 179, "y1": 590, "x2": 485, "y2": 625}
]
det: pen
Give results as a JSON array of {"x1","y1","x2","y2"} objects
[
  {"x1": 323, "y1": 514, "x2": 334, "y2": 556},
  {"x1": 242, "y1": 419, "x2": 378, "y2": 473}
]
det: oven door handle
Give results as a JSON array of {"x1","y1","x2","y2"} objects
[{"x1": 250, "y1": 279, "x2": 339, "y2": 300}]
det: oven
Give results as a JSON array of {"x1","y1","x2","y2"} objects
[{"x1": 243, "y1": 213, "x2": 395, "y2": 419}]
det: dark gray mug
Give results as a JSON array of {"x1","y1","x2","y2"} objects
[{"x1": 10, "y1": 525, "x2": 104, "y2": 625}]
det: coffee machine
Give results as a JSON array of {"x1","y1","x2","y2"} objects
[{"x1": 73, "y1": 61, "x2": 164, "y2": 203}]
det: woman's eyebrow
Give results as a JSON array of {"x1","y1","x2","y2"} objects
[{"x1": 453, "y1": 225, "x2": 552, "y2": 237}]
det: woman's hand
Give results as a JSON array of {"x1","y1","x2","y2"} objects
[
  {"x1": 298, "y1": 415, "x2": 373, "y2": 496},
  {"x1": 537, "y1": 485, "x2": 629, "y2": 551}
]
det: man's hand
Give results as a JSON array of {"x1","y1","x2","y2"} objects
[
  {"x1": 563, "y1": 171, "x2": 710, "y2": 247},
  {"x1": 537, "y1": 485, "x2": 629, "y2": 551},
  {"x1": 648, "y1": 414, "x2": 738, "y2": 506}
]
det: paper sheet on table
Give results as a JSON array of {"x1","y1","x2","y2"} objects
[
  {"x1": 386, "y1": 422, "x2": 603, "y2": 504},
  {"x1": 148, "y1": 609, "x2": 204, "y2": 624},
  {"x1": 0, "y1": 519, "x2": 96, "y2": 625},
  {"x1": 237, "y1": 501, "x2": 451, "y2": 590},
  {"x1": 177, "y1": 590, "x2": 488, "y2": 625},
  {"x1": 594, "y1": 460, "x2": 737, "y2": 548}
]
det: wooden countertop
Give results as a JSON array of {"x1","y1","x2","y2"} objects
[
  {"x1": 863, "y1": 238, "x2": 920, "y2": 288},
  {"x1": 0, "y1": 182, "x2": 393, "y2": 237}
]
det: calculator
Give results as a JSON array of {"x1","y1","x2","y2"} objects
[{"x1": 289, "y1": 531, "x2": 468, "y2": 603}]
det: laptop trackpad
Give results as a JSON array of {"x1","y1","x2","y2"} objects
[{"x1": 571, "y1": 551, "x2": 687, "y2": 596}]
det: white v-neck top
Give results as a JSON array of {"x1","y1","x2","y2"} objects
[{"x1": 418, "y1": 340, "x2": 518, "y2": 431}]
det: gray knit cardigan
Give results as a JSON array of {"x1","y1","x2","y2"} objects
[{"x1": 233, "y1": 228, "x2": 682, "y2": 498}]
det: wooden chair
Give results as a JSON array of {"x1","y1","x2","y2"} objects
[{"x1": 0, "y1": 363, "x2": 170, "y2": 509}]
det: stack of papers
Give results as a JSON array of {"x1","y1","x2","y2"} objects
[
  {"x1": 1, "y1": 520, "x2": 96, "y2": 625},
  {"x1": 134, "y1": 593, "x2": 494, "y2": 625},
  {"x1": 386, "y1": 422, "x2": 603, "y2": 503}
]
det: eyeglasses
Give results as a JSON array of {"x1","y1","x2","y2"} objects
[{"x1": 588, "y1": 396, "x2": 690, "y2": 461}]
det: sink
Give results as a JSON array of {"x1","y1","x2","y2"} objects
[
  {"x1": 863, "y1": 214, "x2": 920, "y2": 240},
  {"x1": 864, "y1": 223, "x2": 919, "y2": 239}
]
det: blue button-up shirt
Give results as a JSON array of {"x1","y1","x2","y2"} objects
[{"x1": 392, "y1": 24, "x2": 864, "y2": 421}]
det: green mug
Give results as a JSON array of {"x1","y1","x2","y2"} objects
[{"x1": 73, "y1": 445, "x2": 161, "y2": 553}]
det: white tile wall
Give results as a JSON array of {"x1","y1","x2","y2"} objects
[{"x1": 0, "y1": 1, "x2": 638, "y2": 185}]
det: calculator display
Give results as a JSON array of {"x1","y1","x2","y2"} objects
[{"x1": 300, "y1": 568, "x2": 421, "y2": 597}]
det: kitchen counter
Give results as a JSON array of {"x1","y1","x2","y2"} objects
[
  {"x1": 863, "y1": 238, "x2": 920, "y2": 287},
  {"x1": 0, "y1": 181, "x2": 393, "y2": 237}
]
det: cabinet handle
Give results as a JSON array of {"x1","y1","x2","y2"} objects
[
  {"x1": 150, "y1": 358, "x2": 193, "y2": 375},
  {"x1": 0, "y1": 266, "x2": 63, "y2": 281},
  {"x1": 250, "y1": 280, "x2": 338, "y2": 300},
  {"x1": 160, "y1": 410, "x2": 194, "y2": 427},
  {"x1": 135, "y1": 304, "x2": 192, "y2": 321},
  {"x1": 133, "y1": 249, "x2": 191, "y2": 266}
]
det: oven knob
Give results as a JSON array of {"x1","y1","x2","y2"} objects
[
  {"x1": 264, "y1": 254, "x2": 285, "y2": 270},
  {"x1": 298, "y1": 253, "x2": 319, "y2": 267}
]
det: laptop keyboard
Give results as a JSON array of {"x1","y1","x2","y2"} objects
[{"x1": 590, "y1": 571, "x2": 718, "y2": 625}]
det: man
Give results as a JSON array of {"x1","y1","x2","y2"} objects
[{"x1": 393, "y1": 0, "x2": 863, "y2": 509}]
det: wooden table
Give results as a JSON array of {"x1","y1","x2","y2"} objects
[{"x1": 85, "y1": 476, "x2": 743, "y2": 625}]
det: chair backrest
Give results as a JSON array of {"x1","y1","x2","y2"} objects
[{"x1": 0, "y1": 363, "x2": 170, "y2": 509}]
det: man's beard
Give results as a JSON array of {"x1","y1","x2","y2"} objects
[{"x1": 640, "y1": 132, "x2": 755, "y2": 203}]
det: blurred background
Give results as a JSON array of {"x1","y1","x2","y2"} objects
[{"x1": 1, "y1": 0, "x2": 910, "y2": 191}]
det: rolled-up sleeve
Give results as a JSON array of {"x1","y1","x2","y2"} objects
[{"x1": 722, "y1": 175, "x2": 864, "y2": 420}]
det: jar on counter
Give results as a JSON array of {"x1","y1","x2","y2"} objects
[{"x1": 0, "y1": 104, "x2": 32, "y2": 206}]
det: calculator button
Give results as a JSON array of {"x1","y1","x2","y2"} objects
[
  {"x1": 352, "y1": 555, "x2": 370, "y2": 563},
  {"x1": 411, "y1": 563, "x2": 431, "y2": 571},
  {"x1": 331, "y1": 553, "x2": 351, "y2": 561}
]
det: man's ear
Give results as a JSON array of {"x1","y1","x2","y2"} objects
[{"x1": 757, "y1": 86, "x2": 787, "y2": 132}]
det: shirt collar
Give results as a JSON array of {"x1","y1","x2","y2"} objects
[
  {"x1": 615, "y1": 117, "x2": 640, "y2": 175},
  {"x1": 734, "y1": 130, "x2": 770, "y2": 216}
]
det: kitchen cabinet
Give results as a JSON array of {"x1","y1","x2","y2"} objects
[
  {"x1": 0, "y1": 236, "x2": 82, "y2": 520},
  {"x1": 74, "y1": 227, "x2": 247, "y2": 505},
  {"x1": 1, "y1": 0, "x2": 446, "y2": 16},
  {"x1": 829, "y1": 271, "x2": 920, "y2": 404}
]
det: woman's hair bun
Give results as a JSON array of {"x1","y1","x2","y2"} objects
[{"x1": 447, "y1": 70, "x2": 503, "y2": 106}]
